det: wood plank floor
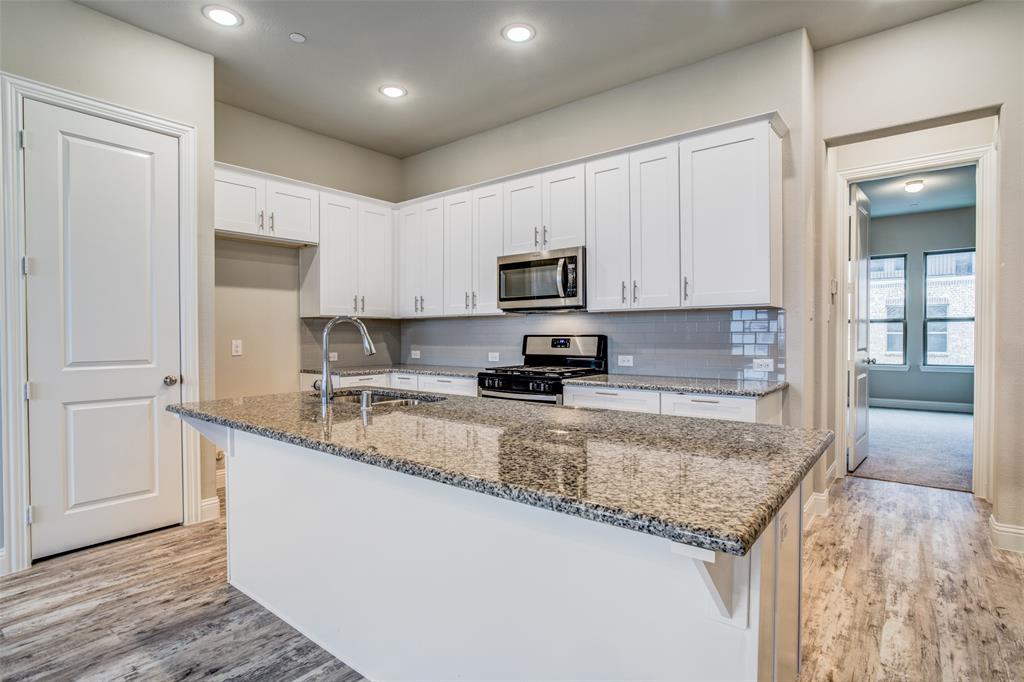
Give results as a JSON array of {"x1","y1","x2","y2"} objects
[{"x1": 2, "y1": 478, "x2": 1022, "y2": 681}]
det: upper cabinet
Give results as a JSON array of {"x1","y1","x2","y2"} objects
[
  {"x1": 443, "y1": 192, "x2": 474, "y2": 316},
  {"x1": 471, "y1": 184, "x2": 504, "y2": 315},
  {"x1": 679, "y1": 120, "x2": 782, "y2": 308},
  {"x1": 399, "y1": 199, "x2": 445, "y2": 317},
  {"x1": 300, "y1": 192, "x2": 393, "y2": 318},
  {"x1": 503, "y1": 163, "x2": 585, "y2": 255},
  {"x1": 215, "y1": 165, "x2": 319, "y2": 245}
]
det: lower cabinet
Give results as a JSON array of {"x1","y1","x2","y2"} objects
[
  {"x1": 562, "y1": 387, "x2": 661, "y2": 414},
  {"x1": 296, "y1": 372, "x2": 478, "y2": 397},
  {"x1": 564, "y1": 385, "x2": 782, "y2": 424},
  {"x1": 414, "y1": 375, "x2": 478, "y2": 397}
]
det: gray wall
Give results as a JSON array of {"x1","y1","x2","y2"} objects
[
  {"x1": 300, "y1": 319, "x2": 403, "y2": 372},
  {"x1": 869, "y1": 207, "x2": 975, "y2": 407}
]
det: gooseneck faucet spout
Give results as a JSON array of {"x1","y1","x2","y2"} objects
[{"x1": 321, "y1": 316, "x2": 377, "y2": 406}]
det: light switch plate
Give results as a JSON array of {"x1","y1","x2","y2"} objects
[
  {"x1": 231, "y1": 339, "x2": 243, "y2": 357},
  {"x1": 618, "y1": 355, "x2": 634, "y2": 367},
  {"x1": 329, "y1": 352, "x2": 338, "y2": 361},
  {"x1": 411, "y1": 350, "x2": 421, "y2": 359},
  {"x1": 752, "y1": 358, "x2": 774, "y2": 371},
  {"x1": 488, "y1": 352, "x2": 500, "y2": 362}
]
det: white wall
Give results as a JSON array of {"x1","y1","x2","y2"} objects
[{"x1": 814, "y1": 1, "x2": 1024, "y2": 529}]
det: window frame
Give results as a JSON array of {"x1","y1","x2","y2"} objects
[
  {"x1": 923, "y1": 247, "x2": 976, "y2": 368},
  {"x1": 868, "y1": 253, "x2": 908, "y2": 366}
]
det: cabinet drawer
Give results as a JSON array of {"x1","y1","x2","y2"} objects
[
  {"x1": 417, "y1": 375, "x2": 477, "y2": 396},
  {"x1": 390, "y1": 373, "x2": 419, "y2": 389},
  {"x1": 337, "y1": 374, "x2": 389, "y2": 388},
  {"x1": 659, "y1": 393, "x2": 757, "y2": 422},
  {"x1": 563, "y1": 386, "x2": 661, "y2": 414}
]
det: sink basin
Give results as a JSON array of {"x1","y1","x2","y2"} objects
[{"x1": 315, "y1": 388, "x2": 445, "y2": 407}]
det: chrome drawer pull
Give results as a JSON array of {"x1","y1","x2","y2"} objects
[
  {"x1": 594, "y1": 391, "x2": 619, "y2": 396},
  {"x1": 690, "y1": 398, "x2": 720, "y2": 404}
]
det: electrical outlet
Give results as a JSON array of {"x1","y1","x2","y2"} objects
[
  {"x1": 231, "y1": 339, "x2": 243, "y2": 357},
  {"x1": 752, "y1": 358, "x2": 774, "y2": 371},
  {"x1": 329, "y1": 352, "x2": 338, "y2": 362},
  {"x1": 488, "y1": 352, "x2": 500, "y2": 362},
  {"x1": 617, "y1": 355, "x2": 634, "y2": 367},
  {"x1": 411, "y1": 350, "x2": 421, "y2": 359}
]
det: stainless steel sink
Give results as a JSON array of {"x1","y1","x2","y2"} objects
[{"x1": 320, "y1": 388, "x2": 445, "y2": 408}]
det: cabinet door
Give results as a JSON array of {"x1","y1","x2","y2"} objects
[
  {"x1": 585, "y1": 154, "x2": 631, "y2": 311},
  {"x1": 503, "y1": 175, "x2": 542, "y2": 254},
  {"x1": 562, "y1": 386, "x2": 661, "y2": 414},
  {"x1": 356, "y1": 202, "x2": 393, "y2": 317},
  {"x1": 214, "y1": 167, "x2": 265, "y2": 236},
  {"x1": 417, "y1": 375, "x2": 478, "y2": 397},
  {"x1": 318, "y1": 192, "x2": 360, "y2": 315},
  {"x1": 397, "y1": 205, "x2": 422, "y2": 317},
  {"x1": 337, "y1": 374, "x2": 389, "y2": 388},
  {"x1": 472, "y1": 184, "x2": 504, "y2": 315},
  {"x1": 659, "y1": 393, "x2": 757, "y2": 422},
  {"x1": 629, "y1": 143, "x2": 680, "y2": 309},
  {"x1": 266, "y1": 178, "x2": 319, "y2": 244},
  {"x1": 542, "y1": 163, "x2": 586, "y2": 250},
  {"x1": 680, "y1": 121, "x2": 772, "y2": 307},
  {"x1": 389, "y1": 373, "x2": 419, "y2": 390},
  {"x1": 443, "y1": 192, "x2": 474, "y2": 316},
  {"x1": 419, "y1": 199, "x2": 445, "y2": 317}
]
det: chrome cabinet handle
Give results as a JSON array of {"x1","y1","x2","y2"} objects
[
  {"x1": 436, "y1": 379, "x2": 452, "y2": 384},
  {"x1": 472, "y1": 291, "x2": 477, "y2": 309},
  {"x1": 258, "y1": 210, "x2": 265, "y2": 230},
  {"x1": 632, "y1": 280, "x2": 638, "y2": 303},
  {"x1": 684, "y1": 276, "x2": 689, "y2": 300},
  {"x1": 621, "y1": 281, "x2": 627, "y2": 304},
  {"x1": 353, "y1": 294, "x2": 359, "y2": 312},
  {"x1": 690, "y1": 398, "x2": 720, "y2": 404},
  {"x1": 594, "y1": 391, "x2": 619, "y2": 396},
  {"x1": 465, "y1": 291, "x2": 470, "y2": 310},
  {"x1": 414, "y1": 296, "x2": 419, "y2": 313},
  {"x1": 361, "y1": 295, "x2": 365, "y2": 312},
  {"x1": 419, "y1": 295, "x2": 424, "y2": 312},
  {"x1": 534, "y1": 226, "x2": 539, "y2": 247},
  {"x1": 543, "y1": 225, "x2": 548, "y2": 246},
  {"x1": 163, "y1": 374, "x2": 179, "y2": 386},
  {"x1": 269, "y1": 212, "x2": 275, "y2": 232}
]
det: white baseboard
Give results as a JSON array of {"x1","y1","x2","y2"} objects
[
  {"x1": 216, "y1": 467, "x2": 225, "y2": 490},
  {"x1": 200, "y1": 496, "x2": 221, "y2": 522},
  {"x1": 803, "y1": 490, "x2": 829, "y2": 529},
  {"x1": 869, "y1": 398, "x2": 973, "y2": 414},
  {"x1": 990, "y1": 515, "x2": 1024, "y2": 553}
]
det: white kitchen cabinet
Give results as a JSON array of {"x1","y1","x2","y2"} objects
[
  {"x1": 562, "y1": 386, "x2": 661, "y2": 414},
  {"x1": 337, "y1": 374, "x2": 390, "y2": 389},
  {"x1": 214, "y1": 165, "x2": 318, "y2": 245},
  {"x1": 541, "y1": 163, "x2": 586, "y2": 250},
  {"x1": 300, "y1": 192, "x2": 393, "y2": 318},
  {"x1": 659, "y1": 393, "x2": 758, "y2": 423},
  {"x1": 503, "y1": 175, "x2": 543, "y2": 254},
  {"x1": 417, "y1": 375, "x2": 478, "y2": 396},
  {"x1": 398, "y1": 199, "x2": 445, "y2": 317},
  {"x1": 389, "y1": 373, "x2": 419, "y2": 390},
  {"x1": 680, "y1": 120, "x2": 782, "y2": 308},
  {"x1": 443, "y1": 192, "x2": 474, "y2": 316},
  {"x1": 585, "y1": 144, "x2": 679, "y2": 312},
  {"x1": 471, "y1": 184, "x2": 504, "y2": 315}
]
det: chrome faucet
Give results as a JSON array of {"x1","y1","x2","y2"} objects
[{"x1": 321, "y1": 316, "x2": 376, "y2": 406}]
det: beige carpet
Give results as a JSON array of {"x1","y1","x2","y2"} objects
[{"x1": 852, "y1": 407, "x2": 973, "y2": 492}]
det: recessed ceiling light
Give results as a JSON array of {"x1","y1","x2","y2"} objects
[
  {"x1": 289, "y1": 32, "x2": 307, "y2": 43},
  {"x1": 904, "y1": 179, "x2": 925, "y2": 193},
  {"x1": 378, "y1": 85, "x2": 407, "y2": 99},
  {"x1": 202, "y1": 5, "x2": 242, "y2": 27},
  {"x1": 502, "y1": 23, "x2": 535, "y2": 43}
]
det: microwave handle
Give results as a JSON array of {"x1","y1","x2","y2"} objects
[{"x1": 556, "y1": 257, "x2": 566, "y2": 298}]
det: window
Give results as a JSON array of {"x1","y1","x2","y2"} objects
[
  {"x1": 925, "y1": 249, "x2": 975, "y2": 366},
  {"x1": 868, "y1": 255, "x2": 906, "y2": 365}
]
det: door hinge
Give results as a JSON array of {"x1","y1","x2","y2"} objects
[
  {"x1": 18, "y1": 130, "x2": 26, "y2": 150},
  {"x1": 829, "y1": 278, "x2": 839, "y2": 304},
  {"x1": 23, "y1": 381, "x2": 31, "y2": 400},
  {"x1": 25, "y1": 505, "x2": 34, "y2": 525}
]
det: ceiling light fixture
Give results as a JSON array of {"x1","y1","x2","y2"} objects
[
  {"x1": 502, "y1": 23, "x2": 535, "y2": 43},
  {"x1": 289, "y1": 32, "x2": 307, "y2": 43},
  {"x1": 202, "y1": 5, "x2": 242, "y2": 27},
  {"x1": 904, "y1": 179, "x2": 925, "y2": 193},
  {"x1": 378, "y1": 85, "x2": 407, "y2": 99}
]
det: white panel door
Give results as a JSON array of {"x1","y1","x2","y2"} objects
[
  {"x1": 630, "y1": 143, "x2": 681, "y2": 309},
  {"x1": 319, "y1": 192, "x2": 360, "y2": 315},
  {"x1": 680, "y1": 122, "x2": 770, "y2": 307},
  {"x1": 397, "y1": 204, "x2": 422, "y2": 317},
  {"x1": 419, "y1": 199, "x2": 445, "y2": 317},
  {"x1": 23, "y1": 99, "x2": 183, "y2": 560},
  {"x1": 848, "y1": 186, "x2": 871, "y2": 473},
  {"x1": 585, "y1": 154, "x2": 631, "y2": 312},
  {"x1": 214, "y1": 167, "x2": 265, "y2": 236},
  {"x1": 266, "y1": 178, "x2": 319, "y2": 244},
  {"x1": 443, "y1": 192, "x2": 473, "y2": 316},
  {"x1": 356, "y1": 202, "x2": 393, "y2": 317},
  {"x1": 472, "y1": 184, "x2": 504, "y2": 315},
  {"x1": 503, "y1": 175, "x2": 543, "y2": 254},
  {"x1": 542, "y1": 163, "x2": 586, "y2": 250}
]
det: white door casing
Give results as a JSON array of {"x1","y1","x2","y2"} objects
[
  {"x1": 471, "y1": 184, "x2": 504, "y2": 315},
  {"x1": 23, "y1": 98, "x2": 184, "y2": 560},
  {"x1": 585, "y1": 154, "x2": 631, "y2": 312},
  {"x1": 443, "y1": 192, "x2": 473, "y2": 316},
  {"x1": 848, "y1": 186, "x2": 871, "y2": 473}
]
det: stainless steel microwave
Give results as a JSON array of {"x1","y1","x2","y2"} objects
[{"x1": 497, "y1": 246, "x2": 585, "y2": 312}]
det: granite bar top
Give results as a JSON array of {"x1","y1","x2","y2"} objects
[
  {"x1": 564, "y1": 374, "x2": 788, "y2": 398},
  {"x1": 171, "y1": 390, "x2": 831, "y2": 556},
  {"x1": 301, "y1": 364, "x2": 483, "y2": 378}
]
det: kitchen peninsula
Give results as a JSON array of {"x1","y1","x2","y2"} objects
[{"x1": 172, "y1": 390, "x2": 832, "y2": 681}]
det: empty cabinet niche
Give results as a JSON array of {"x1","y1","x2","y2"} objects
[
  {"x1": 214, "y1": 165, "x2": 319, "y2": 245},
  {"x1": 299, "y1": 191, "x2": 394, "y2": 318}
]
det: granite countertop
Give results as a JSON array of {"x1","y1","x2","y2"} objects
[
  {"x1": 170, "y1": 391, "x2": 831, "y2": 556},
  {"x1": 301, "y1": 364, "x2": 483, "y2": 378},
  {"x1": 564, "y1": 374, "x2": 788, "y2": 398}
]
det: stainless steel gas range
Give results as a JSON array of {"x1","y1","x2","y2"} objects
[{"x1": 477, "y1": 334, "x2": 607, "y2": 405}]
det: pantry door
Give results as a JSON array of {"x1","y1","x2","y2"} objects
[{"x1": 23, "y1": 98, "x2": 184, "y2": 559}]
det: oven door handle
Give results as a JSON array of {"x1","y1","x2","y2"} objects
[
  {"x1": 479, "y1": 388, "x2": 561, "y2": 404},
  {"x1": 556, "y1": 257, "x2": 566, "y2": 298}
]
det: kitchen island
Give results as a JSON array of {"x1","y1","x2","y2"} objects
[{"x1": 172, "y1": 389, "x2": 832, "y2": 681}]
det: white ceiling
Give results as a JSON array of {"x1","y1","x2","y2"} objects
[
  {"x1": 860, "y1": 165, "x2": 976, "y2": 218},
  {"x1": 80, "y1": 0, "x2": 974, "y2": 158}
]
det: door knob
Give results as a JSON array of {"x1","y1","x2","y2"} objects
[
  {"x1": 163, "y1": 375, "x2": 179, "y2": 386},
  {"x1": 866, "y1": 358, "x2": 877, "y2": 365}
]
